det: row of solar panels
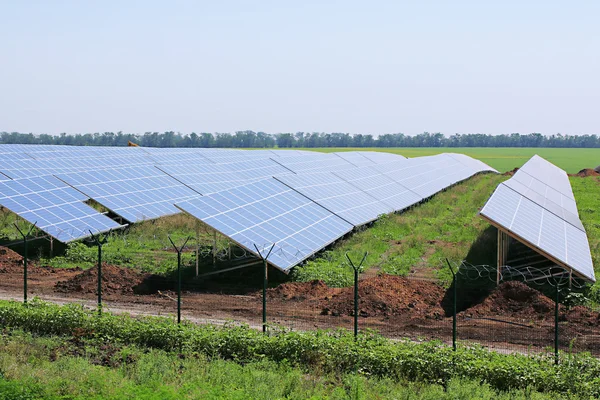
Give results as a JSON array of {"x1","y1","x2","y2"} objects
[
  {"x1": 0, "y1": 147, "x2": 409, "y2": 242},
  {"x1": 175, "y1": 153, "x2": 497, "y2": 272},
  {"x1": 480, "y1": 155, "x2": 595, "y2": 282},
  {"x1": 0, "y1": 145, "x2": 402, "y2": 180}
]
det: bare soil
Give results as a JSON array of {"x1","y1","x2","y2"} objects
[
  {"x1": 1, "y1": 246, "x2": 599, "y2": 354},
  {"x1": 568, "y1": 168, "x2": 600, "y2": 177}
]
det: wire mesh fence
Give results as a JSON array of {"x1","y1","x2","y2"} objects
[{"x1": 1, "y1": 230, "x2": 599, "y2": 362}]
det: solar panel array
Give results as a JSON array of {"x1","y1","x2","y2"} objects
[
  {"x1": 480, "y1": 155, "x2": 594, "y2": 282},
  {"x1": 0, "y1": 144, "x2": 408, "y2": 242},
  {"x1": 177, "y1": 153, "x2": 497, "y2": 272}
]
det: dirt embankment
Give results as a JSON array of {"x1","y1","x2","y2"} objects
[
  {"x1": 55, "y1": 264, "x2": 150, "y2": 295},
  {"x1": 462, "y1": 281, "x2": 554, "y2": 320},
  {"x1": 568, "y1": 168, "x2": 600, "y2": 177},
  {"x1": 503, "y1": 167, "x2": 519, "y2": 176}
]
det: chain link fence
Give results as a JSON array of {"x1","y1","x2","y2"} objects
[{"x1": 1, "y1": 229, "x2": 599, "y2": 362}]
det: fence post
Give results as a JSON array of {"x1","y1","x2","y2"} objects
[
  {"x1": 89, "y1": 230, "x2": 110, "y2": 315},
  {"x1": 346, "y1": 252, "x2": 368, "y2": 339},
  {"x1": 446, "y1": 259, "x2": 457, "y2": 351},
  {"x1": 168, "y1": 236, "x2": 191, "y2": 324},
  {"x1": 14, "y1": 222, "x2": 36, "y2": 304},
  {"x1": 555, "y1": 283, "x2": 560, "y2": 365},
  {"x1": 254, "y1": 244, "x2": 275, "y2": 333}
]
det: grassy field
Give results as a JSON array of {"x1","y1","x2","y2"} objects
[
  {"x1": 311, "y1": 147, "x2": 600, "y2": 173},
  {"x1": 1, "y1": 330, "x2": 566, "y2": 400},
  {"x1": 1, "y1": 301, "x2": 598, "y2": 399}
]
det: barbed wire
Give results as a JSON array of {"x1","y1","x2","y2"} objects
[{"x1": 450, "y1": 260, "x2": 587, "y2": 289}]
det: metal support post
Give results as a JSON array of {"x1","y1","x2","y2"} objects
[
  {"x1": 89, "y1": 230, "x2": 110, "y2": 315},
  {"x1": 254, "y1": 244, "x2": 275, "y2": 333},
  {"x1": 346, "y1": 252, "x2": 368, "y2": 339},
  {"x1": 14, "y1": 222, "x2": 36, "y2": 304},
  {"x1": 555, "y1": 283, "x2": 560, "y2": 365},
  {"x1": 446, "y1": 259, "x2": 457, "y2": 351},
  {"x1": 169, "y1": 236, "x2": 191, "y2": 324},
  {"x1": 195, "y1": 222, "x2": 200, "y2": 276}
]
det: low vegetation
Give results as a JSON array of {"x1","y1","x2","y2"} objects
[{"x1": 0, "y1": 300, "x2": 599, "y2": 399}]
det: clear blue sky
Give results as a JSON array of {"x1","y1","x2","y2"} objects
[{"x1": 1, "y1": 1, "x2": 598, "y2": 136}]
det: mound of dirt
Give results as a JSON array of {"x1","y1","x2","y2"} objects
[
  {"x1": 267, "y1": 280, "x2": 329, "y2": 301},
  {"x1": 55, "y1": 264, "x2": 150, "y2": 295},
  {"x1": 503, "y1": 167, "x2": 519, "y2": 176},
  {"x1": 463, "y1": 281, "x2": 555, "y2": 320},
  {"x1": 566, "y1": 306, "x2": 600, "y2": 326},
  {"x1": 0, "y1": 246, "x2": 23, "y2": 272},
  {"x1": 320, "y1": 275, "x2": 445, "y2": 319},
  {"x1": 569, "y1": 168, "x2": 600, "y2": 177}
]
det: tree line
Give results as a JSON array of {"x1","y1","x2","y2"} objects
[{"x1": 1, "y1": 131, "x2": 599, "y2": 148}]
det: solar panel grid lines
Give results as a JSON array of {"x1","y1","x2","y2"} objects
[
  {"x1": 332, "y1": 166, "x2": 423, "y2": 212},
  {"x1": 274, "y1": 171, "x2": 393, "y2": 226},
  {"x1": 0, "y1": 175, "x2": 124, "y2": 242},
  {"x1": 56, "y1": 165, "x2": 202, "y2": 223},
  {"x1": 174, "y1": 178, "x2": 354, "y2": 272},
  {"x1": 158, "y1": 158, "x2": 293, "y2": 195},
  {"x1": 479, "y1": 155, "x2": 594, "y2": 282}
]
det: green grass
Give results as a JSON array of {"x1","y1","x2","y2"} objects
[
  {"x1": 0, "y1": 300, "x2": 598, "y2": 399},
  {"x1": 293, "y1": 173, "x2": 507, "y2": 287},
  {"x1": 35, "y1": 214, "x2": 230, "y2": 273},
  {"x1": 0, "y1": 330, "x2": 569, "y2": 400},
  {"x1": 310, "y1": 147, "x2": 600, "y2": 173}
]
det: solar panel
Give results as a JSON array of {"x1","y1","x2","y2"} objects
[
  {"x1": 480, "y1": 155, "x2": 594, "y2": 282},
  {"x1": 57, "y1": 166, "x2": 201, "y2": 222},
  {"x1": 332, "y1": 152, "x2": 376, "y2": 167},
  {"x1": 355, "y1": 151, "x2": 407, "y2": 164},
  {"x1": 175, "y1": 178, "x2": 354, "y2": 272},
  {"x1": 331, "y1": 166, "x2": 420, "y2": 211},
  {"x1": 158, "y1": 159, "x2": 292, "y2": 195},
  {"x1": 273, "y1": 154, "x2": 356, "y2": 173},
  {"x1": 275, "y1": 172, "x2": 393, "y2": 226},
  {"x1": 0, "y1": 176, "x2": 123, "y2": 242}
]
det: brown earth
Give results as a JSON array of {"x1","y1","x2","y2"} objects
[
  {"x1": 568, "y1": 168, "x2": 600, "y2": 177},
  {"x1": 267, "y1": 280, "x2": 329, "y2": 301},
  {"x1": 55, "y1": 264, "x2": 151, "y2": 295},
  {"x1": 463, "y1": 281, "x2": 555, "y2": 321},
  {"x1": 319, "y1": 275, "x2": 445, "y2": 319},
  {"x1": 503, "y1": 167, "x2": 519, "y2": 176}
]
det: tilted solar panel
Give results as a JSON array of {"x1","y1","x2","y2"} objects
[
  {"x1": 480, "y1": 155, "x2": 594, "y2": 282},
  {"x1": 175, "y1": 179, "x2": 354, "y2": 272},
  {"x1": 275, "y1": 172, "x2": 393, "y2": 226},
  {"x1": 0, "y1": 176, "x2": 123, "y2": 242},
  {"x1": 158, "y1": 159, "x2": 292, "y2": 195},
  {"x1": 333, "y1": 166, "x2": 422, "y2": 211},
  {"x1": 57, "y1": 166, "x2": 201, "y2": 222},
  {"x1": 272, "y1": 154, "x2": 356, "y2": 174}
]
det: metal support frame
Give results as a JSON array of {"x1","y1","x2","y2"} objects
[
  {"x1": 254, "y1": 244, "x2": 275, "y2": 333},
  {"x1": 168, "y1": 235, "x2": 191, "y2": 324},
  {"x1": 89, "y1": 230, "x2": 111, "y2": 315},
  {"x1": 14, "y1": 222, "x2": 36, "y2": 304},
  {"x1": 496, "y1": 229, "x2": 509, "y2": 285},
  {"x1": 195, "y1": 221, "x2": 200, "y2": 276},
  {"x1": 446, "y1": 259, "x2": 457, "y2": 351},
  {"x1": 346, "y1": 252, "x2": 368, "y2": 339}
]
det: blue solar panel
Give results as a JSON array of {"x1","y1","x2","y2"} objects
[
  {"x1": 175, "y1": 179, "x2": 354, "y2": 272},
  {"x1": 480, "y1": 155, "x2": 594, "y2": 282},
  {"x1": 158, "y1": 159, "x2": 292, "y2": 195},
  {"x1": 275, "y1": 172, "x2": 393, "y2": 226},
  {"x1": 0, "y1": 176, "x2": 123, "y2": 242},
  {"x1": 57, "y1": 166, "x2": 201, "y2": 222}
]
